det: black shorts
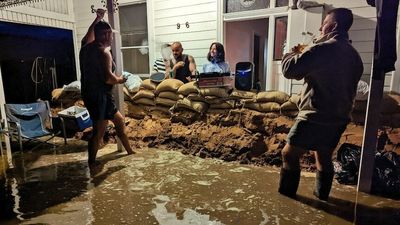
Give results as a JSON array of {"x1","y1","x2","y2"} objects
[
  {"x1": 287, "y1": 120, "x2": 347, "y2": 150},
  {"x1": 83, "y1": 92, "x2": 117, "y2": 121}
]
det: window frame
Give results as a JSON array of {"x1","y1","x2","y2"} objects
[
  {"x1": 118, "y1": 2, "x2": 150, "y2": 76},
  {"x1": 273, "y1": 16, "x2": 288, "y2": 60}
]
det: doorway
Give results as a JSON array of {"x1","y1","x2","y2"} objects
[{"x1": 225, "y1": 19, "x2": 268, "y2": 91}]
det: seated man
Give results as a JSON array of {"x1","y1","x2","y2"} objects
[{"x1": 167, "y1": 42, "x2": 197, "y2": 83}]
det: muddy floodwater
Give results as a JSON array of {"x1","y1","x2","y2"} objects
[{"x1": 1, "y1": 141, "x2": 399, "y2": 225}]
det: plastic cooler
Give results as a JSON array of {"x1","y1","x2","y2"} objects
[{"x1": 58, "y1": 106, "x2": 92, "y2": 131}]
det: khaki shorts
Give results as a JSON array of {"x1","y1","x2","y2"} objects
[{"x1": 287, "y1": 120, "x2": 347, "y2": 150}]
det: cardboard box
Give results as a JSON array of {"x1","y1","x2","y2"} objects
[{"x1": 58, "y1": 106, "x2": 92, "y2": 131}]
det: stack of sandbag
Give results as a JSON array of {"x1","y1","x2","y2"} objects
[
  {"x1": 280, "y1": 94, "x2": 300, "y2": 117},
  {"x1": 199, "y1": 87, "x2": 233, "y2": 112},
  {"x1": 154, "y1": 79, "x2": 184, "y2": 109},
  {"x1": 177, "y1": 81, "x2": 200, "y2": 100},
  {"x1": 132, "y1": 79, "x2": 157, "y2": 106},
  {"x1": 244, "y1": 91, "x2": 289, "y2": 113},
  {"x1": 174, "y1": 97, "x2": 209, "y2": 114},
  {"x1": 173, "y1": 81, "x2": 208, "y2": 114}
]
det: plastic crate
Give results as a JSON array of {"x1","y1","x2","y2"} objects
[{"x1": 58, "y1": 106, "x2": 92, "y2": 131}]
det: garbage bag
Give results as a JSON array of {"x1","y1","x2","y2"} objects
[
  {"x1": 334, "y1": 143, "x2": 361, "y2": 185},
  {"x1": 371, "y1": 151, "x2": 400, "y2": 199}
]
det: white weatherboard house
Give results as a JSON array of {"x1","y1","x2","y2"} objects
[
  {"x1": 1, "y1": 0, "x2": 399, "y2": 97},
  {"x1": 0, "y1": 0, "x2": 399, "y2": 183}
]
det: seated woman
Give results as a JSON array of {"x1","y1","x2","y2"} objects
[{"x1": 202, "y1": 42, "x2": 230, "y2": 73}]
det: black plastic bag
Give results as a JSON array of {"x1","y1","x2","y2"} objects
[
  {"x1": 371, "y1": 151, "x2": 400, "y2": 199},
  {"x1": 334, "y1": 143, "x2": 361, "y2": 185}
]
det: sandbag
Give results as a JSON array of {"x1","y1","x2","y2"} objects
[
  {"x1": 289, "y1": 94, "x2": 300, "y2": 105},
  {"x1": 177, "y1": 81, "x2": 199, "y2": 96},
  {"x1": 244, "y1": 102, "x2": 280, "y2": 112},
  {"x1": 124, "y1": 101, "x2": 147, "y2": 119},
  {"x1": 52, "y1": 88, "x2": 63, "y2": 101},
  {"x1": 186, "y1": 93, "x2": 206, "y2": 102},
  {"x1": 156, "y1": 78, "x2": 184, "y2": 93},
  {"x1": 155, "y1": 97, "x2": 176, "y2": 107},
  {"x1": 380, "y1": 113, "x2": 400, "y2": 128},
  {"x1": 381, "y1": 92, "x2": 400, "y2": 114},
  {"x1": 199, "y1": 87, "x2": 229, "y2": 98},
  {"x1": 175, "y1": 98, "x2": 208, "y2": 113},
  {"x1": 280, "y1": 101, "x2": 298, "y2": 111},
  {"x1": 158, "y1": 91, "x2": 180, "y2": 101},
  {"x1": 123, "y1": 87, "x2": 135, "y2": 101},
  {"x1": 230, "y1": 89, "x2": 256, "y2": 99},
  {"x1": 209, "y1": 101, "x2": 234, "y2": 109},
  {"x1": 134, "y1": 97, "x2": 155, "y2": 106},
  {"x1": 256, "y1": 91, "x2": 289, "y2": 104},
  {"x1": 132, "y1": 90, "x2": 155, "y2": 101},
  {"x1": 141, "y1": 79, "x2": 157, "y2": 90},
  {"x1": 123, "y1": 72, "x2": 142, "y2": 93},
  {"x1": 205, "y1": 97, "x2": 225, "y2": 105}
]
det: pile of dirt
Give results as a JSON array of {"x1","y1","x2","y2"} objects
[{"x1": 111, "y1": 109, "x2": 368, "y2": 171}]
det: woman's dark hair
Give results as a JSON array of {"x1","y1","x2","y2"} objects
[{"x1": 207, "y1": 42, "x2": 225, "y2": 62}]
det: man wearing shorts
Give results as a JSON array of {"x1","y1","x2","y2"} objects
[
  {"x1": 80, "y1": 18, "x2": 135, "y2": 168},
  {"x1": 279, "y1": 8, "x2": 363, "y2": 200}
]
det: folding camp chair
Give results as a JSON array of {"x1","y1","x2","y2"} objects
[{"x1": 4, "y1": 100, "x2": 67, "y2": 151}]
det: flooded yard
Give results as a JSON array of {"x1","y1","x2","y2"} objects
[{"x1": 0, "y1": 141, "x2": 399, "y2": 225}]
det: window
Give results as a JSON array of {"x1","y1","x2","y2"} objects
[
  {"x1": 225, "y1": 0, "x2": 270, "y2": 13},
  {"x1": 273, "y1": 16, "x2": 288, "y2": 60},
  {"x1": 119, "y1": 3, "x2": 149, "y2": 74},
  {"x1": 275, "y1": 0, "x2": 289, "y2": 7}
]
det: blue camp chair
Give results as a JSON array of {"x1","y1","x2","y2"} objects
[{"x1": 4, "y1": 100, "x2": 66, "y2": 151}]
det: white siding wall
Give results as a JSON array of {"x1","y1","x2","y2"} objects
[
  {"x1": 312, "y1": 0, "x2": 398, "y2": 92},
  {"x1": 72, "y1": 0, "x2": 115, "y2": 79},
  {"x1": 285, "y1": 0, "x2": 400, "y2": 94},
  {"x1": 0, "y1": 0, "x2": 74, "y2": 29},
  {"x1": 73, "y1": 0, "x2": 218, "y2": 74},
  {"x1": 73, "y1": 0, "x2": 104, "y2": 48},
  {"x1": 153, "y1": 0, "x2": 218, "y2": 72}
]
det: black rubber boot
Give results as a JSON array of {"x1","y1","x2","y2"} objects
[
  {"x1": 278, "y1": 168, "x2": 301, "y2": 198},
  {"x1": 313, "y1": 171, "x2": 334, "y2": 201}
]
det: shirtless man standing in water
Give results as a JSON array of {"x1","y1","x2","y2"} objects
[{"x1": 80, "y1": 11, "x2": 135, "y2": 168}]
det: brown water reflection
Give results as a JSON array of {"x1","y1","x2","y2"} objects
[{"x1": 0, "y1": 141, "x2": 399, "y2": 225}]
